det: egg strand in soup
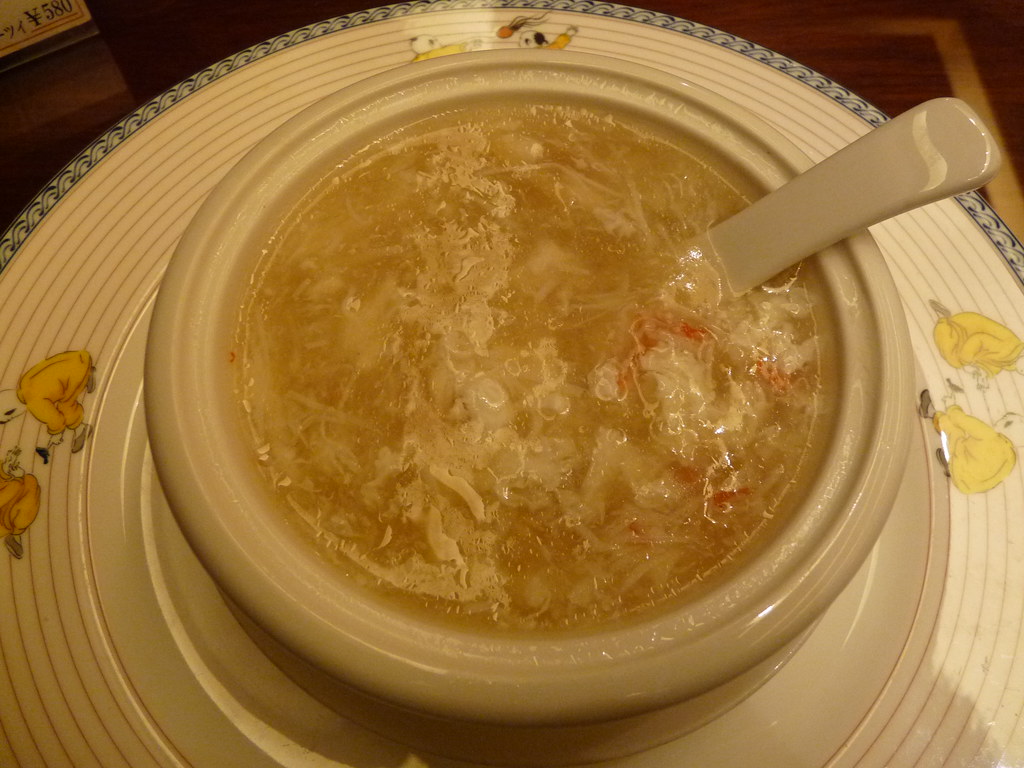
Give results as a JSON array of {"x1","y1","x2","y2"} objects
[{"x1": 236, "y1": 100, "x2": 832, "y2": 632}]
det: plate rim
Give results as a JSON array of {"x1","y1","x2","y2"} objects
[{"x1": 2, "y1": 0, "x2": 1022, "y2": 282}]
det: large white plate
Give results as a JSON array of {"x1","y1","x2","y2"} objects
[{"x1": 2, "y1": 2, "x2": 1023, "y2": 766}]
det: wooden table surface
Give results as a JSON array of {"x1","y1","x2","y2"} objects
[{"x1": 2, "y1": 0, "x2": 1022, "y2": 239}]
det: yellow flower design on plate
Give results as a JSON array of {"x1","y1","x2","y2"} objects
[
  {"x1": 0, "y1": 448, "x2": 40, "y2": 559},
  {"x1": 933, "y1": 310, "x2": 1023, "y2": 378},
  {"x1": 933, "y1": 404, "x2": 1016, "y2": 494}
]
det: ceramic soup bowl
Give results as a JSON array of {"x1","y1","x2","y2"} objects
[{"x1": 145, "y1": 49, "x2": 914, "y2": 764}]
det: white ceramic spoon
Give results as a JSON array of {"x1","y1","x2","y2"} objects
[{"x1": 690, "y1": 98, "x2": 1002, "y2": 295}]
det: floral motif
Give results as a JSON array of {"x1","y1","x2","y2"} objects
[
  {"x1": 932, "y1": 304, "x2": 1023, "y2": 382},
  {"x1": 0, "y1": 350, "x2": 94, "y2": 558},
  {"x1": 0, "y1": 448, "x2": 40, "y2": 559},
  {"x1": 931, "y1": 404, "x2": 1016, "y2": 494},
  {"x1": 926, "y1": 302, "x2": 1023, "y2": 494}
]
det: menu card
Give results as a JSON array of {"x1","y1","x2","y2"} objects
[{"x1": 0, "y1": 0, "x2": 93, "y2": 68}]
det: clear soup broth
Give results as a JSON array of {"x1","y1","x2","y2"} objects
[{"x1": 235, "y1": 100, "x2": 835, "y2": 632}]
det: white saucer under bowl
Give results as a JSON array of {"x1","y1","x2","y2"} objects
[{"x1": 86, "y1": 305, "x2": 944, "y2": 767}]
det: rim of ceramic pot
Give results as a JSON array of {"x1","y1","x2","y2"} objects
[{"x1": 144, "y1": 49, "x2": 915, "y2": 726}]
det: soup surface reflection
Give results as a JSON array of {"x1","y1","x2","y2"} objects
[{"x1": 236, "y1": 101, "x2": 833, "y2": 631}]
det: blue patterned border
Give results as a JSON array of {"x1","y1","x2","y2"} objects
[
  {"x1": 957, "y1": 191, "x2": 1024, "y2": 277},
  {"x1": 2, "y1": 0, "x2": 1021, "y2": 284}
]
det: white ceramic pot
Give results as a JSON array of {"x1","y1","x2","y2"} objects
[{"x1": 145, "y1": 49, "x2": 915, "y2": 763}]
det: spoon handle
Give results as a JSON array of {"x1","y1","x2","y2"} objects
[{"x1": 705, "y1": 98, "x2": 1002, "y2": 295}]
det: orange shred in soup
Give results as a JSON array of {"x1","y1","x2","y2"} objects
[{"x1": 235, "y1": 100, "x2": 834, "y2": 632}]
